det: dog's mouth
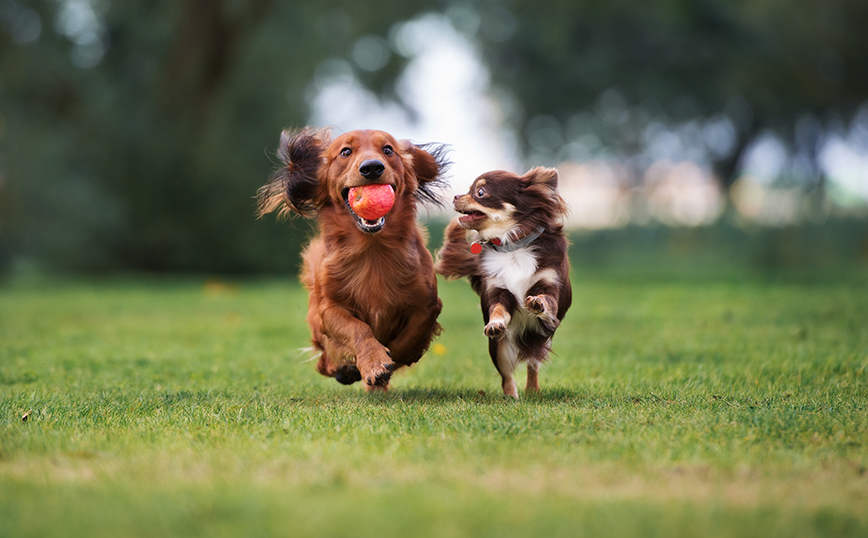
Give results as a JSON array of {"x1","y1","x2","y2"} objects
[
  {"x1": 342, "y1": 187, "x2": 388, "y2": 234},
  {"x1": 458, "y1": 209, "x2": 487, "y2": 226}
]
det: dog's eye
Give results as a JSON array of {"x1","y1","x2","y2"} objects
[
  {"x1": 476, "y1": 187, "x2": 486, "y2": 198},
  {"x1": 383, "y1": 145, "x2": 393, "y2": 156},
  {"x1": 340, "y1": 147, "x2": 352, "y2": 157}
]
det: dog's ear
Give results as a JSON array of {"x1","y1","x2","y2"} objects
[
  {"x1": 257, "y1": 127, "x2": 330, "y2": 219},
  {"x1": 523, "y1": 167, "x2": 559, "y2": 190},
  {"x1": 522, "y1": 166, "x2": 569, "y2": 220},
  {"x1": 401, "y1": 141, "x2": 451, "y2": 206}
]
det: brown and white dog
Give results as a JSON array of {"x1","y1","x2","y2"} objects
[
  {"x1": 258, "y1": 127, "x2": 449, "y2": 391},
  {"x1": 435, "y1": 167, "x2": 571, "y2": 398}
]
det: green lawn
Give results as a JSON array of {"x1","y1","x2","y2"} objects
[{"x1": 1, "y1": 273, "x2": 867, "y2": 537}]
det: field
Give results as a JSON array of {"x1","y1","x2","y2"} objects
[{"x1": 2, "y1": 266, "x2": 867, "y2": 537}]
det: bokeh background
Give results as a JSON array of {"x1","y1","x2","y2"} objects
[{"x1": 2, "y1": 0, "x2": 868, "y2": 277}]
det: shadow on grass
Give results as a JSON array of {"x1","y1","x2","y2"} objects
[
  {"x1": 70, "y1": 381, "x2": 723, "y2": 411},
  {"x1": 361, "y1": 385, "x2": 598, "y2": 405},
  {"x1": 359, "y1": 385, "x2": 733, "y2": 409}
]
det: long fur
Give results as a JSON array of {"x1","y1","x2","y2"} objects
[
  {"x1": 259, "y1": 127, "x2": 450, "y2": 391},
  {"x1": 257, "y1": 127, "x2": 329, "y2": 219},
  {"x1": 435, "y1": 167, "x2": 572, "y2": 398},
  {"x1": 411, "y1": 142, "x2": 451, "y2": 207}
]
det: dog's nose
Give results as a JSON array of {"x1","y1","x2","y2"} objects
[
  {"x1": 453, "y1": 195, "x2": 462, "y2": 204},
  {"x1": 359, "y1": 159, "x2": 385, "y2": 179}
]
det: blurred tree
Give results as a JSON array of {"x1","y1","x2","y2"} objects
[
  {"x1": 0, "y1": 0, "x2": 433, "y2": 273},
  {"x1": 3, "y1": 0, "x2": 865, "y2": 274},
  {"x1": 462, "y1": 0, "x2": 868, "y2": 193}
]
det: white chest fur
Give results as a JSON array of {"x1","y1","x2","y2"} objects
[{"x1": 480, "y1": 247, "x2": 540, "y2": 302}]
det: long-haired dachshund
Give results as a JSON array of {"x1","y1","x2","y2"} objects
[
  {"x1": 435, "y1": 167, "x2": 571, "y2": 398},
  {"x1": 259, "y1": 128, "x2": 449, "y2": 391}
]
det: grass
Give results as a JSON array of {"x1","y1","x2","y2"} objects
[{"x1": 1, "y1": 271, "x2": 867, "y2": 537}]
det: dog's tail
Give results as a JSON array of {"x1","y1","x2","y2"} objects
[{"x1": 434, "y1": 218, "x2": 479, "y2": 280}]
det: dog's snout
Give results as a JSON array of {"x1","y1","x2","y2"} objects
[
  {"x1": 453, "y1": 195, "x2": 462, "y2": 206},
  {"x1": 359, "y1": 159, "x2": 385, "y2": 179}
]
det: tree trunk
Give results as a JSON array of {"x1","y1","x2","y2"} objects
[{"x1": 157, "y1": 0, "x2": 274, "y2": 126}]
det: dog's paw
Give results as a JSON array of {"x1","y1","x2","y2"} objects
[
  {"x1": 364, "y1": 361, "x2": 394, "y2": 388},
  {"x1": 357, "y1": 345, "x2": 395, "y2": 388},
  {"x1": 525, "y1": 295, "x2": 560, "y2": 330},
  {"x1": 334, "y1": 364, "x2": 362, "y2": 385},
  {"x1": 525, "y1": 295, "x2": 547, "y2": 315},
  {"x1": 484, "y1": 320, "x2": 507, "y2": 339}
]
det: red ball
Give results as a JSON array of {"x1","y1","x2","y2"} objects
[{"x1": 348, "y1": 184, "x2": 395, "y2": 220}]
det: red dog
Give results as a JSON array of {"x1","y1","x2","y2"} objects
[
  {"x1": 258, "y1": 128, "x2": 449, "y2": 391},
  {"x1": 435, "y1": 168, "x2": 571, "y2": 398}
]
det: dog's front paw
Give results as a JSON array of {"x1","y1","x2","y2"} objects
[
  {"x1": 525, "y1": 295, "x2": 559, "y2": 329},
  {"x1": 525, "y1": 295, "x2": 547, "y2": 315},
  {"x1": 484, "y1": 320, "x2": 507, "y2": 339},
  {"x1": 334, "y1": 364, "x2": 362, "y2": 385},
  {"x1": 358, "y1": 347, "x2": 395, "y2": 389},
  {"x1": 364, "y1": 361, "x2": 394, "y2": 388}
]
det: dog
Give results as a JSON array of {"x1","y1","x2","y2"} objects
[
  {"x1": 435, "y1": 167, "x2": 571, "y2": 398},
  {"x1": 258, "y1": 127, "x2": 449, "y2": 391}
]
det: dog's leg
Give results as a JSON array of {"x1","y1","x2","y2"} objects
[
  {"x1": 526, "y1": 360, "x2": 541, "y2": 393},
  {"x1": 312, "y1": 334, "x2": 363, "y2": 385},
  {"x1": 482, "y1": 288, "x2": 519, "y2": 398},
  {"x1": 316, "y1": 353, "x2": 362, "y2": 385},
  {"x1": 525, "y1": 279, "x2": 561, "y2": 331},
  {"x1": 484, "y1": 303, "x2": 511, "y2": 339},
  {"x1": 387, "y1": 297, "x2": 443, "y2": 366},
  {"x1": 305, "y1": 242, "x2": 360, "y2": 383},
  {"x1": 320, "y1": 301, "x2": 394, "y2": 389},
  {"x1": 315, "y1": 349, "x2": 336, "y2": 376},
  {"x1": 490, "y1": 337, "x2": 519, "y2": 399},
  {"x1": 334, "y1": 364, "x2": 362, "y2": 385},
  {"x1": 523, "y1": 277, "x2": 564, "y2": 393},
  {"x1": 483, "y1": 288, "x2": 516, "y2": 339}
]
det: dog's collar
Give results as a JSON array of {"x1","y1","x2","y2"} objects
[{"x1": 471, "y1": 226, "x2": 545, "y2": 254}]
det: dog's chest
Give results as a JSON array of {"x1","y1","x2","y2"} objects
[{"x1": 480, "y1": 247, "x2": 540, "y2": 301}]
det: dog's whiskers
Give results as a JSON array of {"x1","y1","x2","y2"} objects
[{"x1": 297, "y1": 346, "x2": 322, "y2": 363}]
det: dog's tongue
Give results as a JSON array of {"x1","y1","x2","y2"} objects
[{"x1": 348, "y1": 184, "x2": 395, "y2": 220}]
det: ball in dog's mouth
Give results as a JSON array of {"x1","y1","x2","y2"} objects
[{"x1": 342, "y1": 184, "x2": 395, "y2": 234}]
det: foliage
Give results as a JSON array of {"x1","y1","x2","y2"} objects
[
  {"x1": 0, "y1": 1, "x2": 437, "y2": 273},
  {"x1": 2, "y1": 1, "x2": 867, "y2": 274},
  {"x1": 1, "y1": 273, "x2": 867, "y2": 536},
  {"x1": 420, "y1": 217, "x2": 868, "y2": 282},
  {"x1": 464, "y1": 0, "x2": 868, "y2": 185}
]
